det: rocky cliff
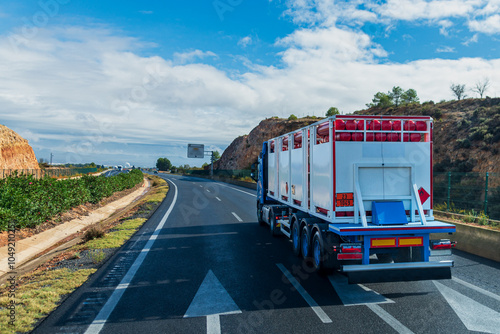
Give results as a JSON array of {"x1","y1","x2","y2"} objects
[
  {"x1": 215, "y1": 98, "x2": 500, "y2": 175},
  {"x1": 214, "y1": 118, "x2": 319, "y2": 170},
  {"x1": 0, "y1": 124, "x2": 39, "y2": 170}
]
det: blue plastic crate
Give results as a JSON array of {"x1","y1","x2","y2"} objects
[{"x1": 372, "y1": 201, "x2": 408, "y2": 225}]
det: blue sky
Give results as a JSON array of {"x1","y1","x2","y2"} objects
[{"x1": 1, "y1": 0, "x2": 499, "y2": 167}]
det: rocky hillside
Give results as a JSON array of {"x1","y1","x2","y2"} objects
[
  {"x1": 0, "y1": 124, "x2": 39, "y2": 170},
  {"x1": 216, "y1": 98, "x2": 500, "y2": 174}
]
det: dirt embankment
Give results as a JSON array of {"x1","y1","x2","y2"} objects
[{"x1": 0, "y1": 124, "x2": 39, "y2": 170}]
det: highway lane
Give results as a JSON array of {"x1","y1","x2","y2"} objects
[{"x1": 33, "y1": 174, "x2": 500, "y2": 334}]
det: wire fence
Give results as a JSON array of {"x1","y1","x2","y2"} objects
[
  {"x1": 433, "y1": 172, "x2": 500, "y2": 220},
  {"x1": 0, "y1": 168, "x2": 99, "y2": 179}
]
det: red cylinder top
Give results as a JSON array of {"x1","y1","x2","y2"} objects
[
  {"x1": 317, "y1": 122, "x2": 330, "y2": 137},
  {"x1": 335, "y1": 119, "x2": 346, "y2": 130},
  {"x1": 381, "y1": 120, "x2": 392, "y2": 131},
  {"x1": 345, "y1": 120, "x2": 357, "y2": 130}
]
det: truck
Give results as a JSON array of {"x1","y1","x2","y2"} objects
[{"x1": 255, "y1": 115, "x2": 456, "y2": 283}]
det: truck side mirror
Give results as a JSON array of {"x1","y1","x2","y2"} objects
[{"x1": 250, "y1": 164, "x2": 257, "y2": 182}]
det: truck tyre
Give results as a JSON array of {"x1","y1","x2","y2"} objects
[
  {"x1": 257, "y1": 202, "x2": 265, "y2": 226},
  {"x1": 312, "y1": 231, "x2": 323, "y2": 272},
  {"x1": 270, "y1": 208, "x2": 279, "y2": 237},
  {"x1": 301, "y1": 225, "x2": 311, "y2": 259},
  {"x1": 291, "y1": 222, "x2": 301, "y2": 256},
  {"x1": 312, "y1": 231, "x2": 337, "y2": 274}
]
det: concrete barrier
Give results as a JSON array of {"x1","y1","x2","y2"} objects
[{"x1": 432, "y1": 219, "x2": 500, "y2": 263}]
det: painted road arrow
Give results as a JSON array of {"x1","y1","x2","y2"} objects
[
  {"x1": 184, "y1": 270, "x2": 241, "y2": 334},
  {"x1": 434, "y1": 281, "x2": 500, "y2": 333}
]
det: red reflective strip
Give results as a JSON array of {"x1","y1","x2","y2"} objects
[{"x1": 337, "y1": 253, "x2": 363, "y2": 260}]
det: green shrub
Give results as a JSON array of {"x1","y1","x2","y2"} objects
[{"x1": 0, "y1": 170, "x2": 143, "y2": 231}]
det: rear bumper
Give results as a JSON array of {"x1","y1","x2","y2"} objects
[{"x1": 342, "y1": 260, "x2": 453, "y2": 284}]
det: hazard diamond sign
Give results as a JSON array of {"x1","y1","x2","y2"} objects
[{"x1": 418, "y1": 187, "x2": 430, "y2": 204}]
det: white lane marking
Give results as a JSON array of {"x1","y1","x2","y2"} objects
[
  {"x1": 328, "y1": 274, "x2": 393, "y2": 306},
  {"x1": 85, "y1": 180, "x2": 178, "y2": 334},
  {"x1": 206, "y1": 189, "x2": 211, "y2": 193},
  {"x1": 366, "y1": 304, "x2": 415, "y2": 334},
  {"x1": 277, "y1": 264, "x2": 332, "y2": 324},
  {"x1": 184, "y1": 270, "x2": 241, "y2": 334},
  {"x1": 232, "y1": 212, "x2": 243, "y2": 222},
  {"x1": 207, "y1": 314, "x2": 221, "y2": 334},
  {"x1": 216, "y1": 183, "x2": 256, "y2": 197},
  {"x1": 215, "y1": 197, "x2": 221, "y2": 201},
  {"x1": 184, "y1": 270, "x2": 241, "y2": 318},
  {"x1": 434, "y1": 280, "x2": 500, "y2": 333},
  {"x1": 453, "y1": 277, "x2": 500, "y2": 302}
]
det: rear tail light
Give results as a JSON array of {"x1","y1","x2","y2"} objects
[
  {"x1": 430, "y1": 239, "x2": 456, "y2": 250},
  {"x1": 341, "y1": 244, "x2": 362, "y2": 253}
]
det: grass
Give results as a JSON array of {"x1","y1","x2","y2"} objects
[
  {"x1": 145, "y1": 176, "x2": 169, "y2": 203},
  {"x1": 0, "y1": 175, "x2": 168, "y2": 333},
  {"x1": 0, "y1": 268, "x2": 96, "y2": 333},
  {"x1": 76, "y1": 218, "x2": 146, "y2": 250}
]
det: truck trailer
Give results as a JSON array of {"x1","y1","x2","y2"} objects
[{"x1": 256, "y1": 115, "x2": 456, "y2": 283}]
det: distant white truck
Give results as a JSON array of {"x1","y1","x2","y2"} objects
[{"x1": 256, "y1": 115, "x2": 456, "y2": 283}]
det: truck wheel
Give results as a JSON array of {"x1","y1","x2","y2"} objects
[
  {"x1": 270, "y1": 209, "x2": 279, "y2": 237},
  {"x1": 291, "y1": 222, "x2": 301, "y2": 256},
  {"x1": 301, "y1": 225, "x2": 311, "y2": 259},
  {"x1": 312, "y1": 231, "x2": 323, "y2": 272},
  {"x1": 257, "y1": 202, "x2": 265, "y2": 226}
]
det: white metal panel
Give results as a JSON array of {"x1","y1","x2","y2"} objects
[
  {"x1": 336, "y1": 142, "x2": 432, "y2": 214},
  {"x1": 291, "y1": 145, "x2": 304, "y2": 206},
  {"x1": 279, "y1": 137, "x2": 291, "y2": 202},
  {"x1": 311, "y1": 140, "x2": 332, "y2": 215},
  {"x1": 267, "y1": 142, "x2": 277, "y2": 198}
]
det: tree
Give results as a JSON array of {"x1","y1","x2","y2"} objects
[
  {"x1": 212, "y1": 151, "x2": 221, "y2": 162},
  {"x1": 402, "y1": 88, "x2": 420, "y2": 104},
  {"x1": 288, "y1": 114, "x2": 298, "y2": 120},
  {"x1": 389, "y1": 86, "x2": 403, "y2": 107},
  {"x1": 472, "y1": 78, "x2": 490, "y2": 98},
  {"x1": 367, "y1": 92, "x2": 393, "y2": 108},
  {"x1": 326, "y1": 107, "x2": 340, "y2": 117},
  {"x1": 450, "y1": 83, "x2": 467, "y2": 100},
  {"x1": 156, "y1": 157, "x2": 172, "y2": 171}
]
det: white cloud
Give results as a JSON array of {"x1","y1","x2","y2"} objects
[
  {"x1": 463, "y1": 33, "x2": 479, "y2": 45},
  {"x1": 173, "y1": 49, "x2": 218, "y2": 64},
  {"x1": 238, "y1": 36, "x2": 252, "y2": 48},
  {"x1": 436, "y1": 46, "x2": 456, "y2": 52},
  {"x1": 469, "y1": 14, "x2": 500, "y2": 34},
  {"x1": 1, "y1": 21, "x2": 500, "y2": 166},
  {"x1": 139, "y1": 10, "x2": 153, "y2": 15}
]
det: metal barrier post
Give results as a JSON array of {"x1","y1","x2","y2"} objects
[{"x1": 447, "y1": 171, "x2": 451, "y2": 212}]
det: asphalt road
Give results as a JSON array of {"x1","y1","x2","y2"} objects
[{"x1": 33, "y1": 174, "x2": 500, "y2": 334}]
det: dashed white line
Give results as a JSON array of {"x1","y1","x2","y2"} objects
[
  {"x1": 215, "y1": 197, "x2": 221, "y2": 201},
  {"x1": 217, "y1": 184, "x2": 256, "y2": 197},
  {"x1": 366, "y1": 304, "x2": 415, "y2": 334},
  {"x1": 232, "y1": 212, "x2": 243, "y2": 222},
  {"x1": 85, "y1": 180, "x2": 178, "y2": 334},
  {"x1": 277, "y1": 264, "x2": 332, "y2": 324}
]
